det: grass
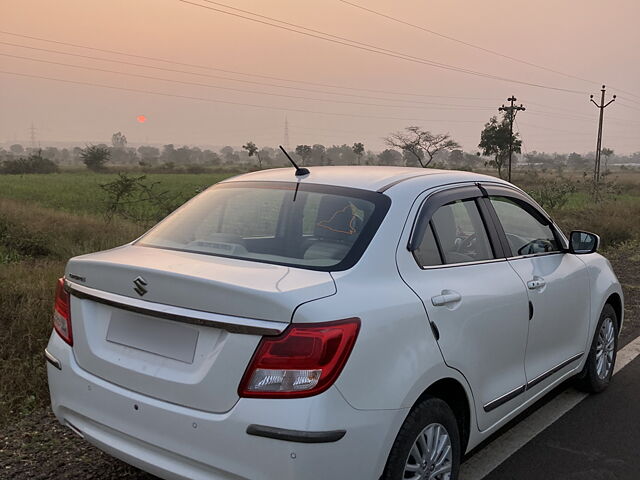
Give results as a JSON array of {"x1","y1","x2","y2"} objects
[
  {"x1": 1, "y1": 167, "x2": 639, "y2": 427},
  {"x1": 0, "y1": 172, "x2": 233, "y2": 216},
  {"x1": 0, "y1": 199, "x2": 143, "y2": 425}
]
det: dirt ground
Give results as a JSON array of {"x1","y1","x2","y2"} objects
[{"x1": 1, "y1": 247, "x2": 638, "y2": 480}]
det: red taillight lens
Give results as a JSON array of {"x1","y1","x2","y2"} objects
[
  {"x1": 53, "y1": 278, "x2": 73, "y2": 346},
  {"x1": 239, "y1": 318, "x2": 360, "y2": 398}
]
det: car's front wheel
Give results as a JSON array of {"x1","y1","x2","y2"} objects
[
  {"x1": 577, "y1": 303, "x2": 618, "y2": 393},
  {"x1": 383, "y1": 397, "x2": 460, "y2": 480}
]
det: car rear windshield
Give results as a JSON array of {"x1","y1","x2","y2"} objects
[{"x1": 137, "y1": 181, "x2": 391, "y2": 271}]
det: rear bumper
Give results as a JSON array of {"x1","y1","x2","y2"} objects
[{"x1": 46, "y1": 332, "x2": 406, "y2": 480}]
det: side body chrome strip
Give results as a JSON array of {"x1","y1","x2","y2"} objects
[
  {"x1": 483, "y1": 352, "x2": 584, "y2": 412},
  {"x1": 526, "y1": 352, "x2": 584, "y2": 390},
  {"x1": 483, "y1": 385, "x2": 526, "y2": 413},
  {"x1": 65, "y1": 280, "x2": 287, "y2": 336}
]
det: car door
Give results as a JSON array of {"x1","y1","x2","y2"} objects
[
  {"x1": 484, "y1": 188, "x2": 591, "y2": 390},
  {"x1": 397, "y1": 185, "x2": 531, "y2": 431}
]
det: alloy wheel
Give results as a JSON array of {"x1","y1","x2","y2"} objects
[
  {"x1": 595, "y1": 316, "x2": 615, "y2": 379},
  {"x1": 403, "y1": 423, "x2": 452, "y2": 480}
]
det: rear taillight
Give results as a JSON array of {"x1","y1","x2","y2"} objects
[
  {"x1": 53, "y1": 278, "x2": 73, "y2": 346},
  {"x1": 239, "y1": 318, "x2": 360, "y2": 398}
]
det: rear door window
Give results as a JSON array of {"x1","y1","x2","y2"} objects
[{"x1": 415, "y1": 199, "x2": 495, "y2": 266}]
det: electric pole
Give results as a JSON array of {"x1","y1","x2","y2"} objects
[
  {"x1": 498, "y1": 96, "x2": 525, "y2": 182},
  {"x1": 590, "y1": 85, "x2": 615, "y2": 195}
]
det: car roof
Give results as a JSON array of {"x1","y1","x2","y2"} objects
[{"x1": 222, "y1": 166, "x2": 507, "y2": 192}]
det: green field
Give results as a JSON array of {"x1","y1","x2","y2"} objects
[{"x1": 0, "y1": 172, "x2": 233, "y2": 216}]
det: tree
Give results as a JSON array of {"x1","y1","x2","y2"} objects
[
  {"x1": 111, "y1": 132, "x2": 127, "y2": 148},
  {"x1": 311, "y1": 144, "x2": 326, "y2": 165},
  {"x1": 220, "y1": 146, "x2": 239, "y2": 164},
  {"x1": 138, "y1": 146, "x2": 160, "y2": 165},
  {"x1": 478, "y1": 116, "x2": 521, "y2": 179},
  {"x1": 295, "y1": 145, "x2": 313, "y2": 166},
  {"x1": 377, "y1": 148, "x2": 402, "y2": 166},
  {"x1": 9, "y1": 144, "x2": 24, "y2": 155},
  {"x1": 242, "y1": 141, "x2": 262, "y2": 169},
  {"x1": 385, "y1": 126, "x2": 459, "y2": 167},
  {"x1": 352, "y1": 142, "x2": 365, "y2": 165},
  {"x1": 1, "y1": 150, "x2": 59, "y2": 174},
  {"x1": 447, "y1": 149, "x2": 465, "y2": 169},
  {"x1": 80, "y1": 145, "x2": 111, "y2": 171},
  {"x1": 601, "y1": 148, "x2": 614, "y2": 173},
  {"x1": 567, "y1": 152, "x2": 587, "y2": 169}
]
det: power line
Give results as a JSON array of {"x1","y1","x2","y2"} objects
[
  {"x1": 337, "y1": 0, "x2": 600, "y2": 88},
  {"x1": 0, "y1": 40, "x2": 498, "y2": 109},
  {"x1": 0, "y1": 30, "x2": 496, "y2": 101},
  {"x1": 0, "y1": 52, "x2": 497, "y2": 112},
  {"x1": 174, "y1": 0, "x2": 589, "y2": 94},
  {"x1": 335, "y1": 1, "x2": 640, "y2": 102},
  {"x1": 0, "y1": 69, "x2": 487, "y2": 124}
]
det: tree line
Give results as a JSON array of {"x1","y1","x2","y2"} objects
[{"x1": 2, "y1": 117, "x2": 639, "y2": 175}]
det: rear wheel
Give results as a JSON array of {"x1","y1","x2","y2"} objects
[
  {"x1": 577, "y1": 304, "x2": 618, "y2": 393},
  {"x1": 383, "y1": 397, "x2": 460, "y2": 480}
]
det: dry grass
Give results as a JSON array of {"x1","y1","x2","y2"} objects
[
  {"x1": 551, "y1": 200, "x2": 640, "y2": 247},
  {"x1": 0, "y1": 200, "x2": 143, "y2": 426}
]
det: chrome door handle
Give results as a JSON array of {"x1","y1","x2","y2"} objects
[
  {"x1": 527, "y1": 278, "x2": 546, "y2": 290},
  {"x1": 431, "y1": 291, "x2": 462, "y2": 306}
]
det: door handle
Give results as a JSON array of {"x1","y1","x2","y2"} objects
[
  {"x1": 527, "y1": 278, "x2": 546, "y2": 290},
  {"x1": 431, "y1": 291, "x2": 462, "y2": 306}
]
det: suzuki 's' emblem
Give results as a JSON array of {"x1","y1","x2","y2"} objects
[{"x1": 133, "y1": 276, "x2": 148, "y2": 296}]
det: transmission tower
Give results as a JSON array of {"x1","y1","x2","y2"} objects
[
  {"x1": 29, "y1": 122, "x2": 37, "y2": 148},
  {"x1": 283, "y1": 116, "x2": 290, "y2": 150}
]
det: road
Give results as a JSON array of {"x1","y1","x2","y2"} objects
[{"x1": 461, "y1": 333, "x2": 640, "y2": 480}]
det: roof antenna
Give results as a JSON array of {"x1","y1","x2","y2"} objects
[{"x1": 279, "y1": 145, "x2": 309, "y2": 176}]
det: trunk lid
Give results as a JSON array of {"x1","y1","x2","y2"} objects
[{"x1": 65, "y1": 245, "x2": 335, "y2": 412}]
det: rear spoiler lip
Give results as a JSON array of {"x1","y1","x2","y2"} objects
[{"x1": 64, "y1": 279, "x2": 287, "y2": 336}]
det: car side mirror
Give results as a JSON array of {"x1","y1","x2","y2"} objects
[{"x1": 569, "y1": 230, "x2": 599, "y2": 254}]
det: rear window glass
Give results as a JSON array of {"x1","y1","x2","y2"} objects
[{"x1": 137, "y1": 182, "x2": 390, "y2": 271}]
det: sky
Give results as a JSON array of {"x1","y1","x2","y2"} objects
[{"x1": 1, "y1": 0, "x2": 639, "y2": 154}]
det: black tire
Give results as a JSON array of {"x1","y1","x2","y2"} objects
[
  {"x1": 576, "y1": 303, "x2": 618, "y2": 393},
  {"x1": 383, "y1": 397, "x2": 461, "y2": 480}
]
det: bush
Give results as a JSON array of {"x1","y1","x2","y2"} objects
[
  {"x1": 100, "y1": 173, "x2": 187, "y2": 224},
  {"x1": 527, "y1": 179, "x2": 576, "y2": 209},
  {"x1": 80, "y1": 145, "x2": 111, "y2": 171},
  {"x1": 1, "y1": 151, "x2": 59, "y2": 174}
]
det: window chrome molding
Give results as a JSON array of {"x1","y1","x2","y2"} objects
[
  {"x1": 483, "y1": 352, "x2": 584, "y2": 412},
  {"x1": 64, "y1": 280, "x2": 287, "y2": 336},
  {"x1": 504, "y1": 251, "x2": 566, "y2": 261},
  {"x1": 418, "y1": 257, "x2": 507, "y2": 271}
]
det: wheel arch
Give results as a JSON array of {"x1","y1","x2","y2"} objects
[
  {"x1": 605, "y1": 292, "x2": 623, "y2": 333},
  {"x1": 413, "y1": 377, "x2": 472, "y2": 453}
]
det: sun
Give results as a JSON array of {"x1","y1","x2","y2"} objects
[{"x1": 136, "y1": 115, "x2": 147, "y2": 123}]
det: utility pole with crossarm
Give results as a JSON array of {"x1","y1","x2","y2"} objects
[
  {"x1": 498, "y1": 96, "x2": 525, "y2": 182},
  {"x1": 590, "y1": 85, "x2": 616, "y2": 196}
]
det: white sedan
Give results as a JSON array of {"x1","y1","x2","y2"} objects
[{"x1": 46, "y1": 166, "x2": 623, "y2": 480}]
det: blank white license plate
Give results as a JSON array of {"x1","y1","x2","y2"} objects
[{"x1": 106, "y1": 310, "x2": 199, "y2": 364}]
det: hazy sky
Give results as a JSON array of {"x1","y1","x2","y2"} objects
[{"x1": 1, "y1": 0, "x2": 639, "y2": 154}]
